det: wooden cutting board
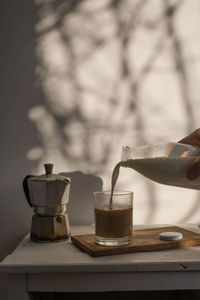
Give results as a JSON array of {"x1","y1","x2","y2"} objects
[{"x1": 71, "y1": 226, "x2": 200, "y2": 257}]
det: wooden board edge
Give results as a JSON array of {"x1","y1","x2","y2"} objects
[
  {"x1": 71, "y1": 236, "x2": 94, "y2": 256},
  {"x1": 71, "y1": 226, "x2": 200, "y2": 257}
]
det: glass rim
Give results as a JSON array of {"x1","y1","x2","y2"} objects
[{"x1": 93, "y1": 190, "x2": 133, "y2": 196}]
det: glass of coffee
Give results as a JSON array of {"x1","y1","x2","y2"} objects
[{"x1": 94, "y1": 191, "x2": 133, "y2": 246}]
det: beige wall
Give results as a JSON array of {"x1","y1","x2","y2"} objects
[
  {"x1": 32, "y1": 0, "x2": 200, "y2": 225},
  {"x1": 0, "y1": 0, "x2": 38, "y2": 297},
  {"x1": 1, "y1": 0, "x2": 200, "y2": 298}
]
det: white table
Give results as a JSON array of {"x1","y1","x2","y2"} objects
[{"x1": 1, "y1": 224, "x2": 200, "y2": 300}]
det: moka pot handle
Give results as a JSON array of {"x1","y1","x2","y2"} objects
[{"x1": 23, "y1": 175, "x2": 34, "y2": 207}]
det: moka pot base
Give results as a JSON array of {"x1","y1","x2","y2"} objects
[{"x1": 30, "y1": 214, "x2": 70, "y2": 243}]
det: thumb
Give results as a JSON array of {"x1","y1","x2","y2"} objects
[{"x1": 179, "y1": 128, "x2": 200, "y2": 147}]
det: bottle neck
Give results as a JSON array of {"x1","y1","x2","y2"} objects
[{"x1": 121, "y1": 146, "x2": 131, "y2": 162}]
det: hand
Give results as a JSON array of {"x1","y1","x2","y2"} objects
[{"x1": 178, "y1": 129, "x2": 200, "y2": 180}]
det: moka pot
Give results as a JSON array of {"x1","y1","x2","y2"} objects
[{"x1": 23, "y1": 163, "x2": 71, "y2": 242}]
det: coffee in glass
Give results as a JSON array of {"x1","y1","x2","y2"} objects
[{"x1": 94, "y1": 191, "x2": 133, "y2": 246}]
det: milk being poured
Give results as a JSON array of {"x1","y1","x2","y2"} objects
[{"x1": 110, "y1": 142, "x2": 200, "y2": 205}]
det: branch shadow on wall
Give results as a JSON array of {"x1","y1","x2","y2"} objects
[{"x1": 32, "y1": 0, "x2": 200, "y2": 227}]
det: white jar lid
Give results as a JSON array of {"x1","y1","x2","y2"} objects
[{"x1": 159, "y1": 231, "x2": 183, "y2": 241}]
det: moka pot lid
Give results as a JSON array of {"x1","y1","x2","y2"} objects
[{"x1": 29, "y1": 164, "x2": 70, "y2": 183}]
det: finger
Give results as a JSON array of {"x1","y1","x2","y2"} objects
[
  {"x1": 178, "y1": 128, "x2": 200, "y2": 147},
  {"x1": 186, "y1": 161, "x2": 200, "y2": 180}
]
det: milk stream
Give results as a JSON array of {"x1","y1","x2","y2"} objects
[
  {"x1": 109, "y1": 161, "x2": 131, "y2": 208},
  {"x1": 109, "y1": 162, "x2": 121, "y2": 209}
]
